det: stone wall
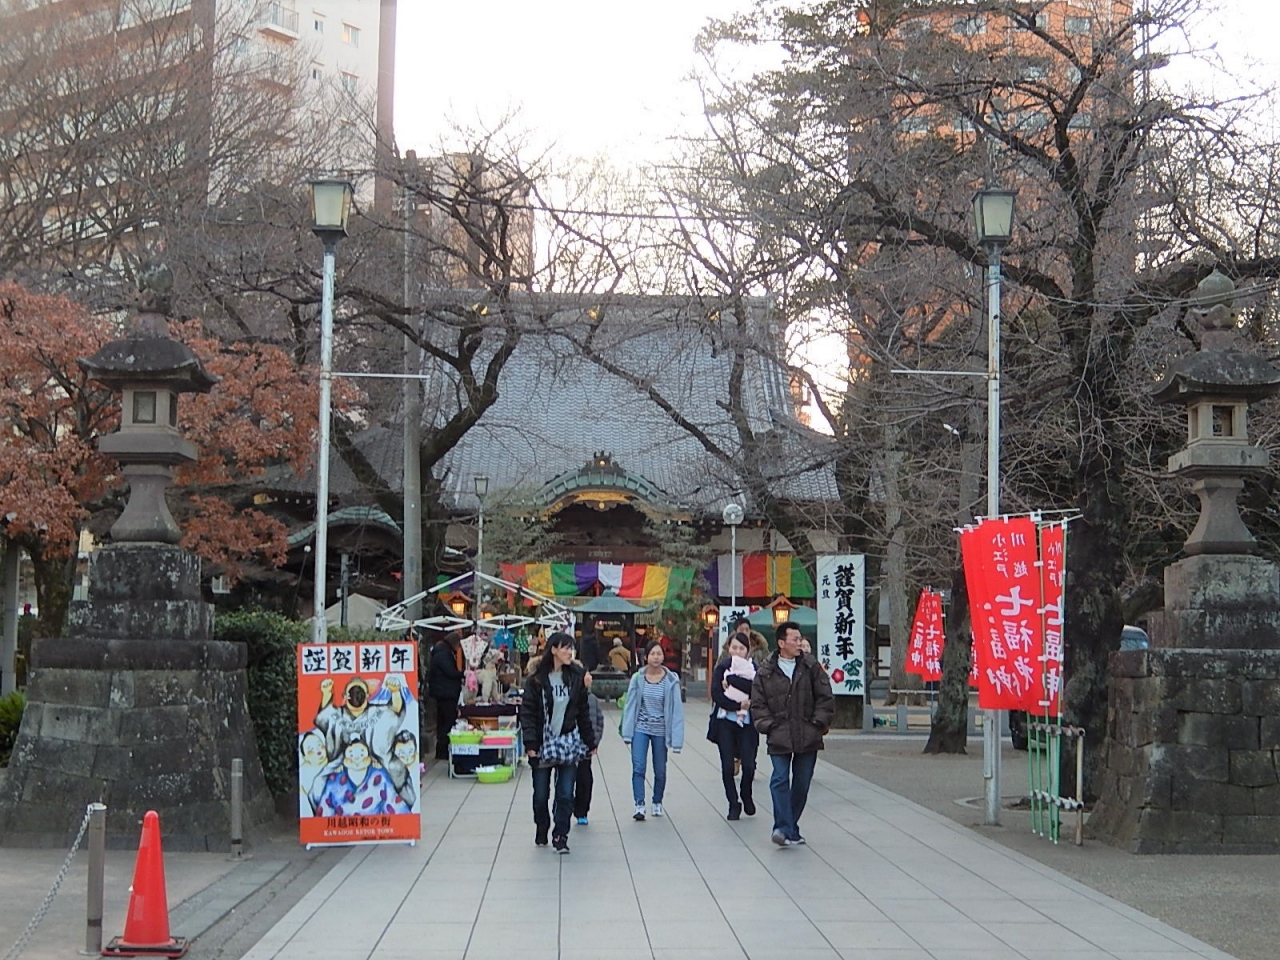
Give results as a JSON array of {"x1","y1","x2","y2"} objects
[
  {"x1": 0, "y1": 636, "x2": 275, "y2": 850},
  {"x1": 1089, "y1": 647, "x2": 1280, "y2": 853}
]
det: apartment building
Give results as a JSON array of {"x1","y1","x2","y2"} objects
[{"x1": 0, "y1": 0, "x2": 398, "y2": 282}]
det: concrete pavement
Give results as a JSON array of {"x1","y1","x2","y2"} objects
[{"x1": 0, "y1": 701, "x2": 1267, "y2": 960}]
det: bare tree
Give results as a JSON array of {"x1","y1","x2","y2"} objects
[{"x1": 688, "y1": 0, "x2": 1280, "y2": 781}]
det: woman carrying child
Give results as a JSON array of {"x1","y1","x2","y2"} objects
[{"x1": 710, "y1": 632, "x2": 760, "y2": 820}]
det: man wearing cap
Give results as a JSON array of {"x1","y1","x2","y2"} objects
[{"x1": 752, "y1": 620, "x2": 834, "y2": 847}]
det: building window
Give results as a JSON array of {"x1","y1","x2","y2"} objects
[
  {"x1": 953, "y1": 15, "x2": 986, "y2": 36},
  {"x1": 342, "y1": 23, "x2": 359, "y2": 46},
  {"x1": 1067, "y1": 113, "x2": 1092, "y2": 130},
  {"x1": 899, "y1": 116, "x2": 931, "y2": 133},
  {"x1": 311, "y1": 61, "x2": 324, "y2": 81},
  {"x1": 1034, "y1": 12, "x2": 1049, "y2": 30},
  {"x1": 952, "y1": 116, "x2": 975, "y2": 132},
  {"x1": 1065, "y1": 16, "x2": 1092, "y2": 35},
  {"x1": 340, "y1": 72, "x2": 358, "y2": 93},
  {"x1": 1022, "y1": 64, "x2": 1048, "y2": 81},
  {"x1": 314, "y1": 19, "x2": 323, "y2": 32}
]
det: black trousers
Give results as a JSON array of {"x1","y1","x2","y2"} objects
[
  {"x1": 713, "y1": 717, "x2": 759, "y2": 806},
  {"x1": 434, "y1": 696, "x2": 458, "y2": 759},
  {"x1": 573, "y1": 755, "x2": 594, "y2": 817}
]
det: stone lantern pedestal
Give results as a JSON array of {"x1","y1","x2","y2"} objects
[
  {"x1": 1090, "y1": 272, "x2": 1280, "y2": 853},
  {"x1": 0, "y1": 285, "x2": 275, "y2": 850}
]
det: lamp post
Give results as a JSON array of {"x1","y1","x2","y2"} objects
[
  {"x1": 308, "y1": 176, "x2": 354, "y2": 645},
  {"x1": 473, "y1": 475, "x2": 489, "y2": 625},
  {"x1": 973, "y1": 185, "x2": 1016, "y2": 827},
  {"x1": 722, "y1": 502, "x2": 745, "y2": 607}
]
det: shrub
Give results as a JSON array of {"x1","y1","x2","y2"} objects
[
  {"x1": 214, "y1": 610, "x2": 307, "y2": 798},
  {"x1": 0, "y1": 690, "x2": 26, "y2": 767}
]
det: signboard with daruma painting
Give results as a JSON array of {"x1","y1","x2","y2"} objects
[{"x1": 816, "y1": 555, "x2": 865, "y2": 695}]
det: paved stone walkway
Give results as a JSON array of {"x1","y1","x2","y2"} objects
[{"x1": 239, "y1": 706, "x2": 1239, "y2": 960}]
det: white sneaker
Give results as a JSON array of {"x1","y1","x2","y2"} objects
[
  {"x1": 633, "y1": 804, "x2": 646, "y2": 821},
  {"x1": 652, "y1": 803, "x2": 664, "y2": 817}
]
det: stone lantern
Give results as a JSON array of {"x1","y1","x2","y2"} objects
[
  {"x1": 1152, "y1": 270, "x2": 1280, "y2": 556},
  {"x1": 1090, "y1": 269, "x2": 1280, "y2": 853},
  {"x1": 0, "y1": 267, "x2": 274, "y2": 850}
]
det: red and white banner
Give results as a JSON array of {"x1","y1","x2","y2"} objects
[
  {"x1": 960, "y1": 517, "x2": 1044, "y2": 711},
  {"x1": 1038, "y1": 522, "x2": 1066, "y2": 715},
  {"x1": 905, "y1": 588, "x2": 944, "y2": 682}
]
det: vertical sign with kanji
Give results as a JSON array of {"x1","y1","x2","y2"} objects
[
  {"x1": 1038, "y1": 522, "x2": 1067, "y2": 716},
  {"x1": 296, "y1": 640, "x2": 420, "y2": 847},
  {"x1": 905, "y1": 588, "x2": 944, "y2": 682},
  {"x1": 816, "y1": 554, "x2": 865, "y2": 695}
]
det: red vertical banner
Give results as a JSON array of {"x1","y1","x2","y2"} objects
[
  {"x1": 921, "y1": 591, "x2": 944, "y2": 682},
  {"x1": 906, "y1": 589, "x2": 945, "y2": 682},
  {"x1": 1038, "y1": 522, "x2": 1066, "y2": 716},
  {"x1": 960, "y1": 517, "x2": 1045, "y2": 710},
  {"x1": 905, "y1": 589, "x2": 931, "y2": 677}
]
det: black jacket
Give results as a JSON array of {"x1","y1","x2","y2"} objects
[
  {"x1": 579, "y1": 631, "x2": 602, "y2": 672},
  {"x1": 519, "y1": 662, "x2": 597, "y2": 756},
  {"x1": 426, "y1": 641, "x2": 464, "y2": 700}
]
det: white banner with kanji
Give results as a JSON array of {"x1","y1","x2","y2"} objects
[{"x1": 816, "y1": 554, "x2": 865, "y2": 695}]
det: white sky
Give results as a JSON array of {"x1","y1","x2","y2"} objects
[{"x1": 394, "y1": 0, "x2": 751, "y2": 163}]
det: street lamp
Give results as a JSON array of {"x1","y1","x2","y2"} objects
[
  {"x1": 473, "y1": 475, "x2": 489, "y2": 624},
  {"x1": 308, "y1": 176, "x2": 354, "y2": 644},
  {"x1": 973, "y1": 185, "x2": 1016, "y2": 826},
  {"x1": 722, "y1": 502, "x2": 744, "y2": 607}
]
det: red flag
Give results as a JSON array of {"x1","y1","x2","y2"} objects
[
  {"x1": 1038, "y1": 523, "x2": 1066, "y2": 715},
  {"x1": 921, "y1": 591, "x2": 944, "y2": 682},
  {"x1": 961, "y1": 517, "x2": 1044, "y2": 710},
  {"x1": 906, "y1": 589, "x2": 931, "y2": 677}
]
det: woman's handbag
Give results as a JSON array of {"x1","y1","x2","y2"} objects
[{"x1": 539, "y1": 723, "x2": 587, "y2": 765}]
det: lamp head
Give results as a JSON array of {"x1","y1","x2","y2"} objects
[
  {"x1": 473, "y1": 475, "x2": 489, "y2": 499},
  {"x1": 309, "y1": 177, "x2": 354, "y2": 240},
  {"x1": 722, "y1": 503, "x2": 744, "y2": 526},
  {"x1": 972, "y1": 187, "x2": 1016, "y2": 248}
]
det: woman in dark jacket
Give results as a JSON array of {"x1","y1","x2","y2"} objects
[
  {"x1": 710, "y1": 633, "x2": 760, "y2": 820},
  {"x1": 519, "y1": 632, "x2": 597, "y2": 853},
  {"x1": 426, "y1": 634, "x2": 465, "y2": 759}
]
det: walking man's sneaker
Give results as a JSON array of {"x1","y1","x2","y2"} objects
[
  {"x1": 535, "y1": 828, "x2": 548, "y2": 847},
  {"x1": 791, "y1": 835, "x2": 806, "y2": 845},
  {"x1": 652, "y1": 803, "x2": 664, "y2": 817},
  {"x1": 772, "y1": 829, "x2": 791, "y2": 846},
  {"x1": 576, "y1": 816, "x2": 589, "y2": 826},
  {"x1": 633, "y1": 804, "x2": 646, "y2": 821},
  {"x1": 552, "y1": 836, "x2": 570, "y2": 854}
]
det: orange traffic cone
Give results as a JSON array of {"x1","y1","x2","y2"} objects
[{"x1": 102, "y1": 811, "x2": 189, "y2": 958}]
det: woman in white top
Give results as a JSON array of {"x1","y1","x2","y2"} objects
[{"x1": 619, "y1": 640, "x2": 685, "y2": 821}]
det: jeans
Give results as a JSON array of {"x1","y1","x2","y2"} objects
[
  {"x1": 713, "y1": 718, "x2": 758, "y2": 806},
  {"x1": 573, "y1": 756, "x2": 594, "y2": 818},
  {"x1": 770, "y1": 751, "x2": 818, "y2": 839},
  {"x1": 630, "y1": 731, "x2": 667, "y2": 805},
  {"x1": 531, "y1": 761, "x2": 577, "y2": 840}
]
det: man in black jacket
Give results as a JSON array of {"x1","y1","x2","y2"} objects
[
  {"x1": 427, "y1": 633, "x2": 465, "y2": 759},
  {"x1": 752, "y1": 621, "x2": 835, "y2": 846}
]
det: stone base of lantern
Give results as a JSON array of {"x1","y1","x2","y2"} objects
[
  {"x1": 1089, "y1": 645, "x2": 1280, "y2": 854},
  {"x1": 0, "y1": 543, "x2": 274, "y2": 850}
]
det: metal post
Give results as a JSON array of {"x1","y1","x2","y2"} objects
[
  {"x1": 474, "y1": 498, "x2": 484, "y2": 625},
  {"x1": 1, "y1": 542, "x2": 17, "y2": 696},
  {"x1": 311, "y1": 239, "x2": 337, "y2": 644},
  {"x1": 230, "y1": 758, "x2": 244, "y2": 860},
  {"x1": 402, "y1": 155, "x2": 423, "y2": 623},
  {"x1": 983, "y1": 249, "x2": 1004, "y2": 827},
  {"x1": 84, "y1": 803, "x2": 106, "y2": 954},
  {"x1": 729, "y1": 524, "x2": 737, "y2": 608},
  {"x1": 339, "y1": 553, "x2": 350, "y2": 629}
]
